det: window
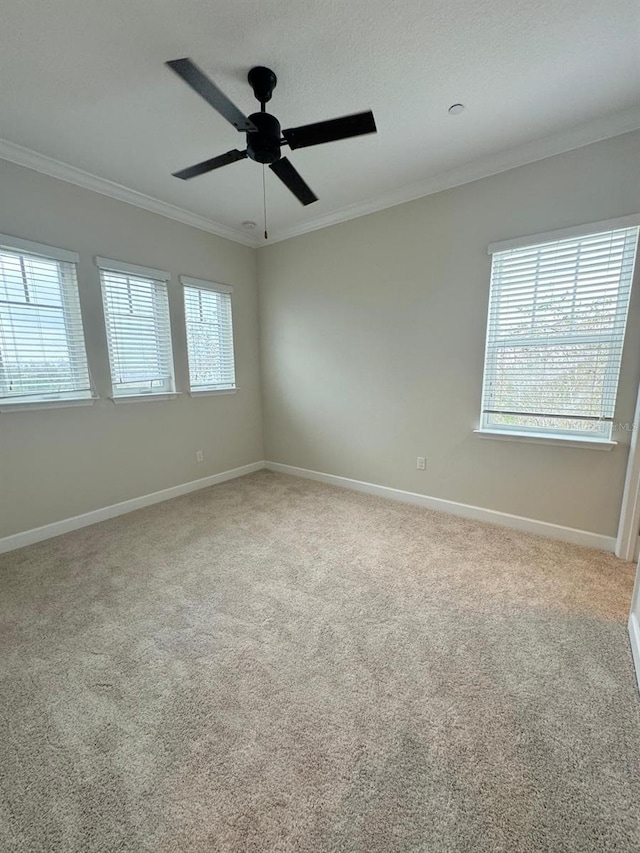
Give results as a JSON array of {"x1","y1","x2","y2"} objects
[
  {"x1": 182, "y1": 277, "x2": 236, "y2": 393},
  {"x1": 0, "y1": 235, "x2": 92, "y2": 407},
  {"x1": 479, "y1": 217, "x2": 639, "y2": 442},
  {"x1": 97, "y1": 258, "x2": 175, "y2": 399}
]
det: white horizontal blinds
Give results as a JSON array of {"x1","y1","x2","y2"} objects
[
  {"x1": 183, "y1": 282, "x2": 236, "y2": 391},
  {"x1": 482, "y1": 225, "x2": 639, "y2": 436},
  {"x1": 98, "y1": 261, "x2": 174, "y2": 397},
  {"x1": 0, "y1": 240, "x2": 92, "y2": 403}
]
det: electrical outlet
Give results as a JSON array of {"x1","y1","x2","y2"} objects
[
  {"x1": 196, "y1": 450, "x2": 204, "y2": 463},
  {"x1": 416, "y1": 456, "x2": 426, "y2": 470}
]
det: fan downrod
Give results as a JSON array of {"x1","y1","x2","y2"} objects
[{"x1": 248, "y1": 66, "x2": 278, "y2": 105}]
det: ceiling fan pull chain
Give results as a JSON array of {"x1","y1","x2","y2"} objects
[{"x1": 262, "y1": 164, "x2": 268, "y2": 240}]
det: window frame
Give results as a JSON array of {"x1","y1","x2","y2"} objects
[
  {"x1": 0, "y1": 234, "x2": 94, "y2": 412},
  {"x1": 96, "y1": 257, "x2": 177, "y2": 402},
  {"x1": 181, "y1": 276, "x2": 237, "y2": 395},
  {"x1": 477, "y1": 215, "x2": 640, "y2": 447}
]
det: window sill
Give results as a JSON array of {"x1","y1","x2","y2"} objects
[
  {"x1": 474, "y1": 428, "x2": 616, "y2": 451},
  {"x1": 0, "y1": 397, "x2": 97, "y2": 413},
  {"x1": 189, "y1": 388, "x2": 238, "y2": 397},
  {"x1": 110, "y1": 392, "x2": 181, "y2": 404}
]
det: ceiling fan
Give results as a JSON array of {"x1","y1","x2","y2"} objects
[{"x1": 166, "y1": 59, "x2": 377, "y2": 206}]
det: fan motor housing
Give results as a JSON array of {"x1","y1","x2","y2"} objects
[{"x1": 246, "y1": 112, "x2": 282, "y2": 164}]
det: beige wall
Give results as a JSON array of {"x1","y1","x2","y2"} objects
[
  {"x1": 0, "y1": 160, "x2": 263, "y2": 537},
  {"x1": 2, "y1": 133, "x2": 639, "y2": 541},
  {"x1": 258, "y1": 131, "x2": 640, "y2": 537}
]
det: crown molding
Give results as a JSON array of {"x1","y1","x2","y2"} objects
[
  {"x1": 0, "y1": 139, "x2": 258, "y2": 247},
  {"x1": 2, "y1": 106, "x2": 639, "y2": 251},
  {"x1": 263, "y1": 106, "x2": 640, "y2": 245}
]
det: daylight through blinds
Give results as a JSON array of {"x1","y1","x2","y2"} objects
[
  {"x1": 98, "y1": 263, "x2": 174, "y2": 397},
  {"x1": 184, "y1": 282, "x2": 236, "y2": 391},
  {"x1": 481, "y1": 224, "x2": 639, "y2": 437},
  {"x1": 0, "y1": 242, "x2": 91, "y2": 404}
]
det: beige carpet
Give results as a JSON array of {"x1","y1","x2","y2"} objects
[{"x1": 1, "y1": 470, "x2": 639, "y2": 852}]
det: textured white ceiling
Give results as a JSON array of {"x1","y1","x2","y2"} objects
[{"x1": 1, "y1": 0, "x2": 639, "y2": 244}]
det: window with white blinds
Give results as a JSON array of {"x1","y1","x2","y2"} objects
[
  {"x1": 97, "y1": 258, "x2": 175, "y2": 398},
  {"x1": 182, "y1": 277, "x2": 236, "y2": 392},
  {"x1": 0, "y1": 235, "x2": 92, "y2": 406},
  {"x1": 480, "y1": 218, "x2": 639, "y2": 440}
]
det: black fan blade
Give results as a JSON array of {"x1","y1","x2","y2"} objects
[
  {"x1": 166, "y1": 58, "x2": 257, "y2": 132},
  {"x1": 282, "y1": 110, "x2": 376, "y2": 150},
  {"x1": 269, "y1": 158, "x2": 318, "y2": 205},
  {"x1": 172, "y1": 149, "x2": 247, "y2": 180}
]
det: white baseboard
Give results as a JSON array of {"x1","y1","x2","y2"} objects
[
  {"x1": 265, "y1": 461, "x2": 616, "y2": 552},
  {"x1": 629, "y1": 612, "x2": 640, "y2": 695},
  {"x1": 0, "y1": 461, "x2": 265, "y2": 555},
  {"x1": 2, "y1": 458, "x2": 617, "y2": 557}
]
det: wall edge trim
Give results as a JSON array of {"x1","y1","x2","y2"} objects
[
  {"x1": 264, "y1": 461, "x2": 616, "y2": 552},
  {"x1": 0, "y1": 139, "x2": 256, "y2": 246},
  {"x1": 629, "y1": 613, "x2": 640, "y2": 695},
  {"x1": 0, "y1": 461, "x2": 266, "y2": 554}
]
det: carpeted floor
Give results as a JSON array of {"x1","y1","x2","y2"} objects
[{"x1": 1, "y1": 470, "x2": 639, "y2": 852}]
